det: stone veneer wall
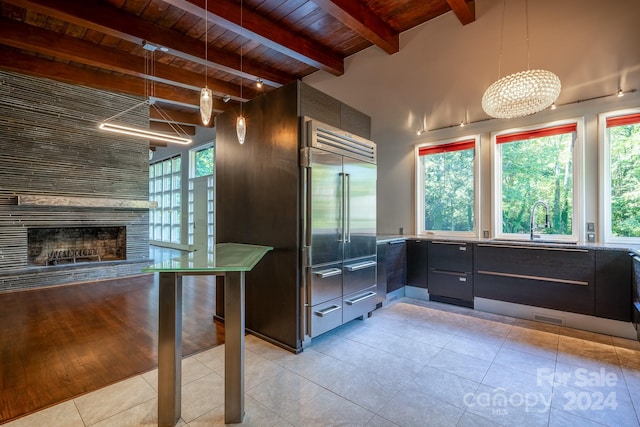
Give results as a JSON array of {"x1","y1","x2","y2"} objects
[{"x1": 0, "y1": 70, "x2": 151, "y2": 292}]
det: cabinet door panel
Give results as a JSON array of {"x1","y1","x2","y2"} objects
[
  {"x1": 407, "y1": 240, "x2": 428, "y2": 288},
  {"x1": 595, "y1": 251, "x2": 631, "y2": 321}
]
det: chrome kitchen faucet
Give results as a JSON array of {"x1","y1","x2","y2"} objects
[{"x1": 530, "y1": 200, "x2": 550, "y2": 240}]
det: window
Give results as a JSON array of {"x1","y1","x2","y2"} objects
[
  {"x1": 602, "y1": 110, "x2": 640, "y2": 242},
  {"x1": 493, "y1": 122, "x2": 582, "y2": 241},
  {"x1": 149, "y1": 155, "x2": 182, "y2": 244},
  {"x1": 188, "y1": 144, "x2": 215, "y2": 248},
  {"x1": 193, "y1": 145, "x2": 214, "y2": 177},
  {"x1": 416, "y1": 138, "x2": 477, "y2": 235}
]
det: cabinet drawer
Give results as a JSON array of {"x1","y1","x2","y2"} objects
[
  {"x1": 428, "y1": 241, "x2": 472, "y2": 272},
  {"x1": 310, "y1": 296, "x2": 343, "y2": 337},
  {"x1": 343, "y1": 257, "x2": 377, "y2": 296},
  {"x1": 309, "y1": 263, "x2": 342, "y2": 306},
  {"x1": 428, "y1": 269, "x2": 473, "y2": 302},
  {"x1": 343, "y1": 285, "x2": 377, "y2": 323}
]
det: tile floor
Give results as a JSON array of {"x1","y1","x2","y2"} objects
[{"x1": 5, "y1": 298, "x2": 640, "y2": 427}]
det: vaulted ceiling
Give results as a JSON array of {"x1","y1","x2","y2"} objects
[{"x1": 0, "y1": 0, "x2": 475, "y2": 134}]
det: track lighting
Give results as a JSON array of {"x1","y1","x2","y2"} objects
[
  {"x1": 223, "y1": 94, "x2": 231, "y2": 103},
  {"x1": 256, "y1": 78, "x2": 263, "y2": 88},
  {"x1": 617, "y1": 89, "x2": 625, "y2": 98}
]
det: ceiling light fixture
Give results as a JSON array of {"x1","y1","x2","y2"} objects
[
  {"x1": 99, "y1": 100, "x2": 192, "y2": 145},
  {"x1": 236, "y1": 0, "x2": 246, "y2": 145},
  {"x1": 223, "y1": 94, "x2": 231, "y2": 103},
  {"x1": 550, "y1": 102, "x2": 557, "y2": 110},
  {"x1": 617, "y1": 88, "x2": 625, "y2": 98},
  {"x1": 199, "y1": 0, "x2": 213, "y2": 126},
  {"x1": 256, "y1": 78, "x2": 263, "y2": 88},
  {"x1": 482, "y1": 0, "x2": 561, "y2": 119},
  {"x1": 99, "y1": 47, "x2": 192, "y2": 145}
]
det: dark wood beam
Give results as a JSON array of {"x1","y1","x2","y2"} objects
[
  {"x1": 446, "y1": 0, "x2": 475, "y2": 25},
  {"x1": 0, "y1": 17, "x2": 255, "y2": 101},
  {"x1": 312, "y1": 0, "x2": 399, "y2": 54},
  {"x1": 162, "y1": 0, "x2": 345, "y2": 75},
  {"x1": 150, "y1": 121, "x2": 197, "y2": 135},
  {"x1": 149, "y1": 107, "x2": 209, "y2": 127},
  {"x1": 0, "y1": 46, "x2": 230, "y2": 110},
  {"x1": 2, "y1": 0, "x2": 294, "y2": 86}
]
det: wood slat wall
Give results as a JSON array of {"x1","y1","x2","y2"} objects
[{"x1": 0, "y1": 71, "x2": 151, "y2": 292}]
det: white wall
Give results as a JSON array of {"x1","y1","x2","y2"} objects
[{"x1": 303, "y1": 0, "x2": 640, "y2": 238}]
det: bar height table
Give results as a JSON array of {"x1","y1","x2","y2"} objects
[{"x1": 143, "y1": 243, "x2": 273, "y2": 427}]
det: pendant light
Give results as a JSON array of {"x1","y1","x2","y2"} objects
[
  {"x1": 236, "y1": 0, "x2": 246, "y2": 144},
  {"x1": 481, "y1": 0, "x2": 561, "y2": 119},
  {"x1": 199, "y1": 0, "x2": 213, "y2": 126}
]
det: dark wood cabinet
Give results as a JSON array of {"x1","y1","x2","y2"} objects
[
  {"x1": 428, "y1": 241, "x2": 473, "y2": 307},
  {"x1": 594, "y1": 250, "x2": 632, "y2": 321},
  {"x1": 406, "y1": 239, "x2": 428, "y2": 289},
  {"x1": 377, "y1": 240, "x2": 407, "y2": 301},
  {"x1": 474, "y1": 243, "x2": 595, "y2": 316}
]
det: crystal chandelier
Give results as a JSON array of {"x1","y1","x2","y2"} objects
[
  {"x1": 199, "y1": 0, "x2": 213, "y2": 126},
  {"x1": 482, "y1": 0, "x2": 561, "y2": 119},
  {"x1": 482, "y1": 69, "x2": 561, "y2": 118}
]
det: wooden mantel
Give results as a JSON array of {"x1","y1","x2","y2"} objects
[{"x1": 17, "y1": 195, "x2": 157, "y2": 210}]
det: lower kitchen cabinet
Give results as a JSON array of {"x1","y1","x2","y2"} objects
[
  {"x1": 406, "y1": 239, "x2": 428, "y2": 288},
  {"x1": 474, "y1": 243, "x2": 595, "y2": 316},
  {"x1": 595, "y1": 250, "x2": 632, "y2": 321},
  {"x1": 386, "y1": 240, "x2": 407, "y2": 292},
  {"x1": 428, "y1": 241, "x2": 473, "y2": 307}
]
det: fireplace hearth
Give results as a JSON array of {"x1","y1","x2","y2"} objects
[{"x1": 28, "y1": 227, "x2": 126, "y2": 266}]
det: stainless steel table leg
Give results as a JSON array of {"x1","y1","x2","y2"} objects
[
  {"x1": 224, "y1": 271, "x2": 245, "y2": 424},
  {"x1": 158, "y1": 272, "x2": 182, "y2": 427}
]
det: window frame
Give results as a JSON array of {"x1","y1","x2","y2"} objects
[
  {"x1": 415, "y1": 135, "x2": 480, "y2": 238},
  {"x1": 491, "y1": 118, "x2": 585, "y2": 243},
  {"x1": 598, "y1": 107, "x2": 640, "y2": 244}
]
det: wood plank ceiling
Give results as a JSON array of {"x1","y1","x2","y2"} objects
[{"x1": 0, "y1": 0, "x2": 475, "y2": 134}]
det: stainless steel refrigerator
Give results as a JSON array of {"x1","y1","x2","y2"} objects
[{"x1": 301, "y1": 119, "x2": 377, "y2": 339}]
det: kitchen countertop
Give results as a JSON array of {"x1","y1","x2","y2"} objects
[{"x1": 377, "y1": 234, "x2": 640, "y2": 252}]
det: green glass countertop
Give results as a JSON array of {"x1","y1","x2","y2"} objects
[{"x1": 142, "y1": 243, "x2": 273, "y2": 273}]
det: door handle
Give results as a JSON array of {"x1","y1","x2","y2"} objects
[
  {"x1": 345, "y1": 260, "x2": 377, "y2": 271},
  {"x1": 345, "y1": 291, "x2": 376, "y2": 305},
  {"x1": 339, "y1": 172, "x2": 346, "y2": 243},
  {"x1": 345, "y1": 173, "x2": 351, "y2": 243},
  {"x1": 314, "y1": 268, "x2": 342, "y2": 278},
  {"x1": 314, "y1": 305, "x2": 341, "y2": 317}
]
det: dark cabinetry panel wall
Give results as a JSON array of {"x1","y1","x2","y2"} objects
[
  {"x1": 595, "y1": 250, "x2": 631, "y2": 321},
  {"x1": 216, "y1": 81, "x2": 371, "y2": 352},
  {"x1": 406, "y1": 240, "x2": 428, "y2": 288}
]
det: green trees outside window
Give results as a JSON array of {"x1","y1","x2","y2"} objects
[
  {"x1": 421, "y1": 142, "x2": 475, "y2": 232},
  {"x1": 608, "y1": 119, "x2": 640, "y2": 238},
  {"x1": 500, "y1": 132, "x2": 574, "y2": 236},
  {"x1": 194, "y1": 146, "x2": 214, "y2": 177}
]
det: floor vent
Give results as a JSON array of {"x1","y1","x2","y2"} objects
[{"x1": 534, "y1": 313, "x2": 565, "y2": 326}]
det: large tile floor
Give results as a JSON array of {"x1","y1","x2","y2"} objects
[{"x1": 6, "y1": 298, "x2": 640, "y2": 427}]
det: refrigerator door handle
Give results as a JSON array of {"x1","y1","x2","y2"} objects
[
  {"x1": 313, "y1": 268, "x2": 342, "y2": 278},
  {"x1": 314, "y1": 305, "x2": 342, "y2": 317},
  {"x1": 339, "y1": 172, "x2": 346, "y2": 243},
  {"x1": 345, "y1": 173, "x2": 351, "y2": 243},
  {"x1": 345, "y1": 291, "x2": 376, "y2": 305},
  {"x1": 345, "y1": 260, "x2": 377, "y2": 271}
]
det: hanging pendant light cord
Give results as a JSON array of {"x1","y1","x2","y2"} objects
[
  {"x1": 525, "y1": 0, "x2": 530, "y2": 70},
  {"x1": 205, "y1": 0, "x2": 208, "y2": 88},
  {"x1": 497, "y1": 0, "x2": 506, "y2": 79},
  {"x1": 240, "y1": 0, "x2": 243, "y2": 115}
]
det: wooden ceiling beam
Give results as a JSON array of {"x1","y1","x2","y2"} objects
[
  {"x1": 150, "y1": 121, "x2": 197, "y2": 135},
  {"x1": 0, "y1": 17, "x2": 255, "y2": 102},
  {"x1": 2, "y1": 0, "x2": 294, "y2": 86},
  {"x1": 163, "y1": 0, "x2": 345, "y2": 75},
  {"x1": 0, "y1": 46, "x2": 232, "y2": 112},
  {"x1": 149, "y1": 107, "x2": 206, "y2": 127},
  {"x1": 312, "y1": 0, "x2": 399, "y2": 55},
  {"x1": 446, "y1": 0, "x2": 475, "y2": 25}
]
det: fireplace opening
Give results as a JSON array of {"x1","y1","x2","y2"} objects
[{"x1": 28, "y1": 227, "x2": 126, "y2": 266}]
